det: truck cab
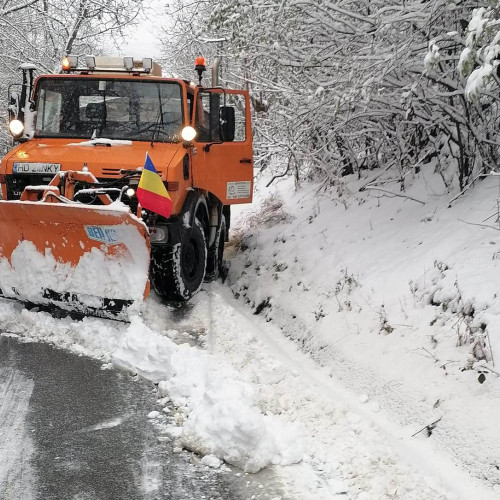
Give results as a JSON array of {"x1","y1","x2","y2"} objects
[{"x1": 0, "y1": 56, "x2": 253, "y2": 303}]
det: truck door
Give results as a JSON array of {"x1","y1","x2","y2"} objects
[{"x1": 191, "y1": 88, "x2": 253, "y2": 205}]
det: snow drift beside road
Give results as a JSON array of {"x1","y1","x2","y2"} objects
[
  {"x1": 111, "y1": 315, "x2": 304, "y2": 472},
  {"x1": 227, "y1": 167, "x2": 500, "y2": 496}
]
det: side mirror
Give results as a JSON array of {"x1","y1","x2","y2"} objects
[
  {"x1": 220, "y1": 106, "x2": 235, "y2": 142},
  {"x1": 8, "y1": 89, "x2": 20, "y2": 123},
  {"x1": 7, "y1": 65, "x2": 37, "y2": 142},
  {"x1": 7, "y1": 87, "x2": 25, "y2": 140}
]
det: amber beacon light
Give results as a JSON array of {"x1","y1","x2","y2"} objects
[
  {"x1": 61, "y1": 57, "x2": 71, "y2": 71},
  {"x1": 195, "y1": 56, "x2": 206, "y2": 85}
]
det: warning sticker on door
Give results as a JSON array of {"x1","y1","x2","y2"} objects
[{"x1": 227, "y1": 181, "x2": 251, "y2": 199}]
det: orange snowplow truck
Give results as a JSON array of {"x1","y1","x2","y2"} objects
[{"x1": 0, "y1": 56, "x2": 253, "y2": 318}]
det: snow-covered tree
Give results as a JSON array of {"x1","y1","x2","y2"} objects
[{"x1": 161, "y1": 1, "x2": 500, "y2": 191}]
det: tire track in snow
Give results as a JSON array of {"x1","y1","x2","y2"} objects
[{"x1": 0, "y1": 369, "x2": 36, "y2": 499}]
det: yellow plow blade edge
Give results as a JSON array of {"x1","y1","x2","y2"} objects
[{"x1": 0, "y1": 201, "x2": 150, "y2": 318}]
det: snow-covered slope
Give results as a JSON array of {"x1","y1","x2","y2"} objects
[{"x1": 226, "y1": 167, "x2": 500, "y2": 497}]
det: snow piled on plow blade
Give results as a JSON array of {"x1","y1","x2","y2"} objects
[{"x1": 0, "y1": 201, "x2": 150, "y2": 318}]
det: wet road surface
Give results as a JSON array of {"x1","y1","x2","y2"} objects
[{"x1": 0, "y1": 335, "x2": 286, "y2": 500}]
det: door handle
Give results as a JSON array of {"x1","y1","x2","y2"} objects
[{"x1": 240, "y1": 158, "x2": 253, "y2": 164}]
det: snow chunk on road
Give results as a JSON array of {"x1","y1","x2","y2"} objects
[
  {"x1": 112, "y1": 316, "x2": 304, "y2": 472},
  {"x1": 200, "y1": 454, "x2": 222, "y2": 468},
  {"x1": 182, "y1": 389, "x2": 303, "y2": 473}
]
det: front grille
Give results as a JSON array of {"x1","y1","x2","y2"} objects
[{"x1": 6, "y1": 174, "x2": 53, "y2": 200}]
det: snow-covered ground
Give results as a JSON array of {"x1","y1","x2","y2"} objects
[{"x1": 1, "y1": 164, "x2": 500, "y2": 498}]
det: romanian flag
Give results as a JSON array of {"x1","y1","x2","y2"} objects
[{"x1": 136, "y1": 153, "x2": 173, "y2": 218}]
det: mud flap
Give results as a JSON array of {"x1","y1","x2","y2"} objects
[{"x1": 0, "y1": 201, "x2": 150, "y2": 318}]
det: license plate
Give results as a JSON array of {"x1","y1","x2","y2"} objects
[{"x1": 13, "y1": 162, "x2": 61, "y2": 174}]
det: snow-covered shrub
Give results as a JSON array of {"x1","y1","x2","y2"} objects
[
  {"x1": 424, "y1": 39, "x2": 441, "y2": 73},
  {"x1": 164, "y1": 0, "x2": 500, "y2": 192},
  {"x1": 246, "y1": 194, "x2": 294, "y2": 229},
  {"x1": 414, "y1": 260, "x2": 492, "y2": 367},
  {"x1": 226, "y1": 194, "x2": 293, "y2": 261}
]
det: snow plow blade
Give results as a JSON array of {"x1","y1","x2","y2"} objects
[{"x1": 0, "y1": 201, "x2": 150, "y2": 320}]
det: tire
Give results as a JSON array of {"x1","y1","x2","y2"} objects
[
  {"x1": 150, "y1": 217, "x2": 207, "y2": 301},
  {"x1": 205, "y1": 216, "x2": 226, "y2": 282}
]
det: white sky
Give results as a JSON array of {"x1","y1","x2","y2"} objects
[
  {"x1": 120, "y1": 24, "x2": 162, "y2": 59},
  {"x1": 119, "y1": 1, "x2": 166, "y2": 59}
]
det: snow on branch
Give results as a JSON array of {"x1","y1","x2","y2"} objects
[
  {"x1": 164, "y1": 0, "x2": 500, "y2": 194},
  {"x1": 0, "y1": 0, "x2": 39, "y2": 16}
]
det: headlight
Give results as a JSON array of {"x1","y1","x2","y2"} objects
[
  {"x1": 9, "y1": 119, "x2": 24, "y2": 137},
  {"x1": 126, "y1": 187, "x2": 135, "y2": 198},
  {"x1": 181, "y1": 126, "x2": 197, "y2": 142}
]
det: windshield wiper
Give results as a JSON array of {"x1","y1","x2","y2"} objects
[{"x1": 150, "y1": 84, "x2": 165, "y2": 146}]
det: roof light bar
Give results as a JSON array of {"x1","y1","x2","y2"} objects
[
  {"x1": 85, "y1": 55, "x2": 96, "y2": 70},
  {"x1": 142, "y1": 58, "x2": 153, "y2": 73},
  {"x1": 59, "y1": 55, "x2": 160, "y2": 75},
  {"x1": 62, "y1": 55, "x2": 78, "y2": 72},
  {"x1": 123, "y1": 57, "x2": 134, "y2": 71}
]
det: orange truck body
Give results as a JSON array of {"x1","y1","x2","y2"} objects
[{"x1": 0, "y1": 57, "x2": 253, "y2": 316}]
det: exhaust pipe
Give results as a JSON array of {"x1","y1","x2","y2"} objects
[{"x1": 211, "y1": 58, "x2": 221, "y2": 87}]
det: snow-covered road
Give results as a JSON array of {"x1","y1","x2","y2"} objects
[
  {"x1": 222, "y1": 172, "x2": 500, "y2": 499},
  {"x1": 0, "y1": 276, "x2": 495, "y2": 499},
  {"x1": 4, "y1": 165, "x2": 500, "y2": 498},
  {"x1": 204, "y1": 285, "x2": 497, "y2": 499}
]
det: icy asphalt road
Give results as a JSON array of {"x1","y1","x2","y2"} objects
[{"x1": 0, "y1": 335, "x2": 283, "y2": 500}]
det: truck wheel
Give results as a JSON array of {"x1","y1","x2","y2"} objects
[
  {"x1": 151, "y1": 217, "x2": 207, "y2": 301},
  {"x1": 205, "y1": 216, "x2": 226, "y2": 282}
]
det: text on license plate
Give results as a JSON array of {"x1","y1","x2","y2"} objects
[{"x1": 13, "y1": 162, "x2": 61, "y2": 174}]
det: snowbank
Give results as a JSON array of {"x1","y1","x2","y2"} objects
[
  {"x1": 112, "y1": 316, "x2": 304, "y2": 472},
  {"x1": 226, "y1": 166, "x2": 500, "y2": 494}
]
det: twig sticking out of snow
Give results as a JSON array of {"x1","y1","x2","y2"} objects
[
  {"x1": 457, "y1": 218, "x2": 499, "y2": 231},
  {"x1": 486, "y1": 330, "x2": 495, "y2": 367},
  {"x1": 358, "y1": 162, "x2": 396, "y2": 192},
  {"x1": 362, "y1": 186, "x2": 426, "y2": 205},
  {"x1": 448, "y1": 173, "x2": 488, "y2": 207},
  {"x1": 411, "y1": 417, "x2": 443, "y2": 438}
]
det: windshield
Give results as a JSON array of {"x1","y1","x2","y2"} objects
[{"x1": 34, "y1": 78, "x2": 183, "y2": 142}]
